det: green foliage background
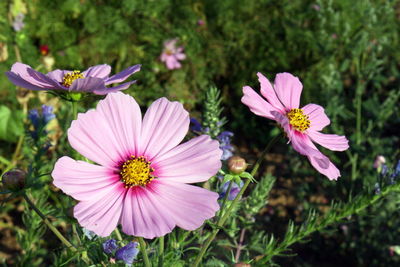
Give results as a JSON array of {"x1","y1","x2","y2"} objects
[{"x1": 0, "y1": 0, "x2": 400, "y2": 266}]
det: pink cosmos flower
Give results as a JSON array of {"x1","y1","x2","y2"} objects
[
  {"x1": 6, "y1": 62, "x2": 141, "y2": 95},
  {"x1": 242, "y1": 72, "x2": 349, "y2": 180},
  {"x1": 160, "y1": 39, "x2": 186, "y2": 70},
  {"x1": 52, "y1": 92, "x2": 221, "y2": 238}
]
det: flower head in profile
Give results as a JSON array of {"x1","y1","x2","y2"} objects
[
  {"x1": 6, "y1": 62, "x2": 141, "y2": 95},
  {"x1": 242, "y1": 72, "x2": 349, "y2": 180},
  {"x1": 160, "y1": 39, "x2": 186, "y2": 70},
  {"x1": 52, "y1": 92, "x2": 221, "y2": 238}
]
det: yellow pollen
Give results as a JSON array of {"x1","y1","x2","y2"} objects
[
  {"x1": 62, "y1": 70, "x2": 83, "y2": 87},
  {"x1": 287, "y1": 108, "x2": 311, "y2": 132},
  {"x1": 120, "y1": 156, "x2": 154, "y2": 188}
]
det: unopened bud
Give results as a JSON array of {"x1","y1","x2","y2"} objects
[
  {"x1": 2, "y1": 169, "x2": 26, "y2": 190},
  {"x1": 234, "y1": 263, "x2": 251, "y2": 267},
  {"x1": 373, "y1": 155, "x2": 386, "y2": 169},
  {"x1": 228, "y1": 156, "x2": 247, "y2": 174}
]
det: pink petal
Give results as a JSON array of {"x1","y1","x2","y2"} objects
[
  {"x1": 74, "y1": 183, "x2": 125, "y2": 237},
  {"x1": 120, "y1": 186, "x2": 175, "y2": 239},
  {"x1": 302, "y1": 103, "x2": 330, "y2": 131},
  {"x1": 46, "y1": 69, "x2": 70, "y2": 83},
  {"x1": 6, "y1": 62, "x2": 63, "y2": 90},
  {"x1": 93, "y1": 80, "x2": 137, "y2": 95},
  {"x1": 140, "y1": 97, "x2": 189, "y2": 160},
  {"x1": 69, "y1": 77, "x2": 106, "y2": 93},
  {"x1": 154, "y1": 135, "x2": 222, "y2": 183},
  {"x1": 82, "y1": 64, "x2": 111, "y2": 79},
  {"x1": 165, "y1": 57, "x2": 179, "y2": 69},
  {"x1": 6, "y1": 72, "x2": 51, "y2": 91},
  {"x1": 164, "y1": 39, "x2": 178, "y2": 50},
  {"x1": 68, "y1": 93, "x2": 141, "y2": 168},
  {"x1": 273, "y1": 72, "x2": 303, "y2": 109},
  {"x1": 96, "y1": 92, "x2": 142, "y2": 157},
  {"x1": 52, "y1": 156, "x2": 120, "y2": 201},
  {"x1": 307, "y1": 131, "x2": 349, "y2": 151},
  {"x1": 105, "y1": 64, "x2": 141, "y2": 85},
  {"x1": 148, "y1": 180, "x2": 219, "y2": 231},
  {"x1": 290, "y1": 132, "x2": 341, "y2": 180},
  {"x1": 241, "y1": 85, "x2": 279, "y2": 120},
  {"x1": 175, "y1": 52, "x2": 186, "y2": 60},
  {"x1": 257, "y1": 72, "x2": 285, "y2": 112}
]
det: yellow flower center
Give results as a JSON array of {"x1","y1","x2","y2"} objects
[
  {"x1": 120, "y1": 156, "x2": 155, "y2": 188},
  {"x1": 287, "y1": 108, "x2": 310, "y2": 132},
  {"x1": 62, "y1": 70, "x2": 83, "y2": 87}
]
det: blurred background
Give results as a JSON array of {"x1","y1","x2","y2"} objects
[{"x1": 0, "y1": 0, "x2": 400, "y2": 266}]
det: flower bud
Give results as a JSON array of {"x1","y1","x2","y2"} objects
[
  {"x1": 2, "y1": 169, "x2": 26, "y2": 190},
  {"x1": 234, "y1": 263, "x2": 251, "y2": 267},
  {"x1": 228, "y1": 156, "x2": 247, "y2": 174},
  {"x1": 373, "y1": 155, "x2": 386, "y2": 169}
]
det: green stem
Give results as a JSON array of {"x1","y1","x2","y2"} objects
[
  {"x1": 138, "y1": 237, "x2": 151, "y2": 267},
  {"x1": 193, "y1": 135, "x2": 280, "y2": 267},
  {"x1": 114, "y1": 228, "x2": 123, "y2": 241},
  {"x1": 257, "y1": 181, "x2": 400, "y2": 264},
  {"x1": 71, "y1": 101, "x2": 78, "y2": 121},
  {"x1": 23, "y1": 193, "x2": 76, "y2": 251},
  {"x1": 0, "y1": 155, "x2": 11, "y2": 166},
  {"x1": 72, "y1": 223, "x2": 82, "y2": 246},
  {"x1": 158, "y1": 236, "x2": 164, "y2": 267}
]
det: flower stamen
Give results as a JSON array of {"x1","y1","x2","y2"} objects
[
  {"x1": 62, "y1": 70, "x2": 83, "y2": 87},
  {"x1": 120, "y1": 156, "x2": 154, "y2": 188},
  {"x1": 287, "y1": 108, "x2": 310, "y2": 132}
]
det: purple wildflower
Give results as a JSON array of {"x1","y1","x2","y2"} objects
[
  {"x1": 6, "y1": 62, "x2": 141, "y2": 95},
  {"x1": 190, "y1": 118, "x2": 203, "y2": 132},
  {"x1": 219, "y1": 181, "x2": 244, "y2": 201},
  {"x1": 160, "y1": 39, "x2": 186, "y2": 70},
  {"x1": 28, "y1": 105, "x2": 55, "y2": 138},
  {"x1": 394, "y1": 160, "x2": 400, "y2": 176},
  {"x1": 217, "y1": 131, "x2": 234, "y2": 160},
  {"x1": 115, "y1": 242, "x2": 139, "y2": 265},
  {"x1": 103, "y1": 239, "x2": 118, "y2": 254}
]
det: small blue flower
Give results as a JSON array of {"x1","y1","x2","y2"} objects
[
  {"x1": 394, "y1": 160, "x2": 400, "y2": 177},
  {"x1": 103, "y1": 239, "x2": 118, "y2": 254},
  {"x1": 41, "y1": 105, "x2": 55, "y2": 124},
  {"x1": 190, "y1": 118, "x2": 203, "y2": 132},
  {"x1": 381, "y1": 164, "x2": 388, "y2": 176},
  {"x1": 28, "y1": 109, "x2": 40, "y2": 129},
  {"x1": 28, "y1": 105, "x2": 55, "y2": 140},
  {"x1": 116, "y1": 242, "x2": 139, "y2": 265},
  {"x1": 219, "y1": 181, "x2": 244, "y2": 201},
  {"x1": 217, "y1": 131, "x2": 234, "y2": 161}
]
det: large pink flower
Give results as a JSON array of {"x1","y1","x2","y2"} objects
[
  {"x1": 52, "y1": 92, "x2": 221, "y2": 238},
  {"x1": 242, "y1": 72, "x2": 349, "y2": 180}
]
